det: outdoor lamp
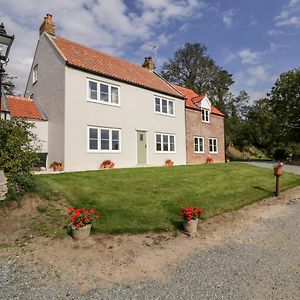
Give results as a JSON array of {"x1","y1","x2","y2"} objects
[{"x1": 0, "y1": 22, "x2": 14, "y2": 62}]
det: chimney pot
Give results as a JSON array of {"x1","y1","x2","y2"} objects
[
  {"x1": 142, "y1": 56, "x2": 156, "y2": 71},
  {"x1": 39, "y1": 13, "x2": 56, "y2": 36}
]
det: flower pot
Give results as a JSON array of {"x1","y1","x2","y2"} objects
[
  {"x1": 71, "y1": 224, "x2": 92, "y2": 240},
  {"x1": 274, "y1": 168, "x2": 282, "y2": 176},
  {"x1": 183, "y1": 219, "x2": 199, "y2": 233}
]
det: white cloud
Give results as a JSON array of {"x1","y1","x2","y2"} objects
[
  {"x1": 222, "y1": 9, "x2": 235, "y2": 27},
  {"x1": 0, "y1": 0, "x2": 205, "y2": 94},
  {"x1": 238, "y1": 49, "x2": 261, "y2": 64},
  {"x1": 246, "y1": 65, "x2": 270, "y2": 86},
  {"x1": 275, "y1": 0, "x2": 300, "y2": 27},
  {"x1": 267, "y1": 29, "x2": 283, "y2": 36}
]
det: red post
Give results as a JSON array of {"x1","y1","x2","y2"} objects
[{"x1": 275, "y1": 175, "x2": 280, "y2": 196}]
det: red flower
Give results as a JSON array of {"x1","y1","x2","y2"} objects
[
  {"x1": 70, "y1": 216, "x2": 76, "y2": 223},
  {"x1": 68, "y1": 208, "x2": 75, "y2": 214},
  {"x1": 89, "y1": 208, "x2": 95, "y2": 213}
]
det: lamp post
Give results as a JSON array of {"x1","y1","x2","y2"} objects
[{"x1": 0, "y1": 22, "x2": 14, "y2": 119}]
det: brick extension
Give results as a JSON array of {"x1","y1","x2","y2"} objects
[{"x1": 186, "y1": 108, "x2": 225, "y2": 164}]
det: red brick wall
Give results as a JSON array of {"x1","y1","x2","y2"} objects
[{"x1": 186, "y1": 108, "x2": 225, "y2": 164}]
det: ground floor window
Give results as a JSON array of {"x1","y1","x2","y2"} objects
[
  {"x1": 88, "y1": 126, "x2": 121, "y2": 152},
  {"x1": 194, "y1": 136, "x2": 204, "y2": 153},
  {"x1": 209, "y1": 138, "x2": 218, "y2": 153},
  {"x1": 155, "y1": 133, "x2": 175, "y2": 152}
]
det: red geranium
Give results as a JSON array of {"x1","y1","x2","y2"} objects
[
  {"x1": 180, "y1": 206, "x2": 203, "y2": 221},
  {"x1": 68, "y1": 207, "x2": 101, "y2": 230}
]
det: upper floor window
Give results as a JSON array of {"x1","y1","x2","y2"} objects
[
  {"x1": 87, "y1": 79, "x2": 120, "y2": 105},
  {"x1": 88, "y1": 126, "x2": 121, "y2": 152},
  {"x1": 209, "y1": 138, "x2": 218, "y2": 153},
  {"x1": 202, "y1": 109, "x2": 210, "y2": 123},
  {"x1": 194, "y1": 136, "x2": 204, "y2": 153},
  {"x1": 33, "y1": 65, "x2": 38, "y2": 84},
  {"x1": 155, "y1": 133, "x2": 175, "y2": 152},
  {"x1": 155, "y1": 97, "x2": 174, "y2": 116}
]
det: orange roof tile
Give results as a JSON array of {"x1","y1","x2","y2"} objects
[
  {"x1": 51, "y1": 36, "x2": 184, "y2": 99},
  {"x1": 5, "y1": 95, "x2": 45, "y2": 120},
  {"x1": 172, "y1": 84, "x2": 224, "y2": 117}
]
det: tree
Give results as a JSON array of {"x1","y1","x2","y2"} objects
[
  {"x1": 268, "y1": 68, "x2": 300, "y2": 143},
  {"x1": 161, "y1": 42, "x2": 234, "y2": 107},
  {"x1": 1, "y1": 72, "x2": 16, "y2": 95},
  {"x1": 0, "y1": 119, "x2": 39, "y2": 200}
]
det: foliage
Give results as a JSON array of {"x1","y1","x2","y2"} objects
[
  {"x1": 33, "y1": 164, "x2": 300, "y2": 234},
  {"x1": 180, "y1": 206, "x2": 203, "y2": 221},
  {"x1": 0, "y1": 119, "x2": 39, "y2": 200},
  {"x1": 68, "y1": 207, "x2": 100, "y2": 229},
  {"x1": 161, "y1": 42, "x2": 234, "y2": 104},
  {"x1": 1, "y1": 72, "x2": 16, "y2": 95},
  {"x1": 268, "y1": 68, "x2": 300, "y2": 143}
]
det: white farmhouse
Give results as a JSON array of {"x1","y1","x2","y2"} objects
[{"x1": 24, "y1": 14, "x2": 186, "y2": 171}]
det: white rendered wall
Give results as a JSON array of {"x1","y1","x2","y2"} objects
[{"x1": 64, "y1": 67, "x2": 186, "y2": 171}]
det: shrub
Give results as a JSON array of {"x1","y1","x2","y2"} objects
[{"x1": 0, "y1": 119, "x2": 39, "y2": 200}]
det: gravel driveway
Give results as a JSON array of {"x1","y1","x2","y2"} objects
[
  {"x1": 1, "y1": 194, "x2": 300, "y2": 299},
  {"x1": 245, "y1": 161, "x2": 300, "y2": 175}
]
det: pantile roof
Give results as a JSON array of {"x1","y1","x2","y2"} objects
[
  {"x1": 172, "y1": 84, "x2": 224, "y2": 117},
  {"x1": 3, "y1": 95, "x2": 46, "y2": 120},
  {"x1": 50, "y1": 36, "x2": 184, "y2": 99}
]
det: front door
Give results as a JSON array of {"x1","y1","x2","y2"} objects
[{"x1": 137, "y1": 131, "x2": 147, "y2": 165}]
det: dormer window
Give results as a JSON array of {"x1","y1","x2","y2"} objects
[{"x1": 202, "y1": 108, "x2": 210, "y2": 123}]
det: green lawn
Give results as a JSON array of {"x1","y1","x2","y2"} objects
[{"x1": 33, "y1": 163, "x2": 300, "y2": 234}]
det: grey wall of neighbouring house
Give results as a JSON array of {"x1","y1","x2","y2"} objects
[
  {"x1": 186, "y1": 108, "x2": 225, "y2": 164},
  {"x1": 0, "y1": 171, "x2": 8, "y2": 201},
  {"x1": 24, "y1": 33, "x2": 65, "y2": 168},
  {"x1": 64, "y1": 66, "x2": 187, "y2": 171}
]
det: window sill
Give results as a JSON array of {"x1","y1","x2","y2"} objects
[
  {"x1": 87, "y1": 150, "x2": 121, "y2": 153},
  {"x1": 87, "y1": 99, "x2": 121, "y2": 107},
  {"x1": 154, "y1": 111, "x2": 175, "y2": 118}
]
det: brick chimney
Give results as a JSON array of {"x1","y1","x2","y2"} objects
[
  {"x1": 142, "y1": 57, "x2": 156, "y2": 71},
  {"x1": 39, "y1": 14, "x2": 56, "y2": 36}
]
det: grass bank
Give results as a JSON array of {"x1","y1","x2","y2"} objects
[{"x1": 33, "y1": 163, "x2": 300, "y2": 234}]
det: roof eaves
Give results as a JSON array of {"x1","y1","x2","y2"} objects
[
  {"x1": 66, "y1": 62, "x2": 185, "y2": 99},
  {"x1": 152, "y1": 72, "x2": 186, "y2": 100}
]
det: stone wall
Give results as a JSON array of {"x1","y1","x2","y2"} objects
[
  {"x1": 186, "y1": 108, "x2": 225, "y2": 164},
  {"x1": 0, "y1": 171, "x2": 8, "y2": 201}
]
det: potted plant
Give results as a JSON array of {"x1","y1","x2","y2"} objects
[
  {"x1": 180, "y1": 206, "x2": 203, "y2": 233},
  {"x1": 206, "y1": 156, "x2": 214, "y2": 164},
  {"x1": 50, "y1": 161, "x2": 64, "y2": 172},
  {"x1": 165, "y1": 159, "x2": 174, "y2": 166},
  {"x1": 68, "y1": 207, "x2": 101, "y2": 240},
  {"x1": 273, "y1": 161, "x2": 284, "y2": 176},
  {"x1": 99, "y1": 160, "x2": 115, "y2": 169}
]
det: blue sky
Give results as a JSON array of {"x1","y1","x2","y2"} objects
[{"x1": 1, "y1": 0, "x2": 299, "y2": 102}]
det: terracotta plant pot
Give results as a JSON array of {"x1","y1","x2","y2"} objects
[
  {"x1": 183, "y1": 219, "x2": 199, "y2": 233},
  {"x1": 274, "y1": 168, "x2": 283, "y2": 176},
  {"x1": 71, "y1": 224, "x2": 92, "y2": 240}
]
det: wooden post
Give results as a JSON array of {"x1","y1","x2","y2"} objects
[{"x1": 275, "y1": 175, "x2": 280, "y2": 196}]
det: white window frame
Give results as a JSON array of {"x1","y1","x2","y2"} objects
[
  {"x1": 33, "y1": 65, "x2": 38, "y2": 84},
  {"x1": 87, "y1": 126, "x2": 121, "y2": 153},
  {"x1": 87, "y1": 79, "x2": 120, "y2": 106},
  {"x1": 202, "y1": 108, "x2": 210, "y2": 123},
  {"x1": 155, "y1": 133, "x2": 176, "y2": 153},
  {"x1": 154, "y1": 96, "x2": 175, "y2": 116},
  {"x1": 209, "y1": 138, "x2": 218, "y2": 154},
  {"x1": 194, "y1": 136, "x2": 204, "y2": 153}
]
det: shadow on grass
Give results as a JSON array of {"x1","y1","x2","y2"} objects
[
  {"x1": 171, "y1": 220, "x2": 183, "y2": 231},
  {"x1": 251, "y1": 185, "x2": 273, "y2": 193}
]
